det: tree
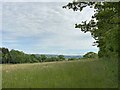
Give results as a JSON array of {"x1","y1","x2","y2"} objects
[
  {"x1": 39, "y1": 55, "x2": 47, "y2": 62},
  {"x1": 58, "y1": 55, "x2": 65, "y2": 61},
  {"x1": 2, "y1": 47, "x2": 12, "y2": 63},
  {"x1": 83, "y1": 52, "x2": 98, "y2": 58},
  {"x1": 63, "y1": 1, "x2": 119, "y2": 59},
  {"x1": 10, "y1": 49, "x2": 24, "y2": 63},
  {"x1": 30, "y1": 54, "x2": 39, "y2": 63},
  {"x1": 24, "y1": 54, "x2": 31, "y2": 63}
]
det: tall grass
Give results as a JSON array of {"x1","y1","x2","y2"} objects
[{"x1": 2, "y1": 59, "x2": 118, "y2": 88}]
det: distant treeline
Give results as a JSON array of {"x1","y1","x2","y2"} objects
[
  {"x1": 0, "y1": 47, "x2": 97, "y2": 64},
  {"x1": 0, "y1": 47, "x2": 65, "y2": 64}
]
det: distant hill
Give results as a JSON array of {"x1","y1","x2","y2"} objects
[{"x1": 34, "y1": 54, "x2": 83, "y2": 59}]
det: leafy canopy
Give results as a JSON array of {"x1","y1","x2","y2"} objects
[{"x1": 63, "y1": 1, "x2": 119, "y2": 58}]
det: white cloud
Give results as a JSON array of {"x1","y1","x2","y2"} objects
[
  {"x1": 3, "y1": 0, "x2": 72, "y2": 2},
  {"x1": 2, "y1": 2, "x2": 98, "y2": 55},
  {"x1": 0, "y1": 2, "x2": 2, "y2": 46}
]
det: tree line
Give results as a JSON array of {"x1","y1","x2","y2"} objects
[
  {"x1": 0, "y1": 47, "x2": 66, "y2": 64},
  {"x1": 0, "y1": 47, "x2": 97, "y2": 64}
]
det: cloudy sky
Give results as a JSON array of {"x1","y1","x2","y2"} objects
[{"x1": 2, "y1": 1, "x2": 98, "y2": 55}]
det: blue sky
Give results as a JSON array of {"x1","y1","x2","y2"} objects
[{"x1": 1, "y1": 1, "x2": 99, "y2": 55}]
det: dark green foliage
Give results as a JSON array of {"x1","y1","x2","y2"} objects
[
  {"x1": 1, "y1": 47, "x2": 12, "y2": 63},
  {"x1": 39, "y1": 55, "x2": 47, "y2": 62},
  {"x1": 1, "y1": 47, "x2": 67, "y2": 64},
  {"x1": 30, "y1": 54, "x2": 39, "y2": 63},
  {"x1": 45, "y1": 57, "x2": 59, "y2": 62},
  {"x1": 83, "y1": 52, "x2": 98, "y2": 59},
  {"x1": 63, "y1": 2, "x2": 119, "y2": 59},
  {"x1": 24, "y1": 54, "x2": 32, "y2": 63},
  {"x1": 68, "y1": 58, "x2": 76, "y2": 61},
  {"x1": 0, "y1": 48, "x2": 2, "y2": 63},
  {"x1": 10, "y1": 49, "x2": 26, "y2": 63},
  {"x1": 1, "y1": 47, "x2": 39, "y2": 64},
  {"x1": 0, "y1": 47, "x2": 86, "y2": 64},
  {"x1": 39, "y1": 55, "x2": 65, "y2": 62},
  {"x1": 58, "y1": 55, "x2": 65, "y2": 61}
]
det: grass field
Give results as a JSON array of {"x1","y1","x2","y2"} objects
[{"x1": 2, "y1": 59, "x2": 118, "y2": 88}]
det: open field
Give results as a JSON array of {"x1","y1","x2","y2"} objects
[{"x1": 2, "y1": 59, "x2": 118, "y2": 88}]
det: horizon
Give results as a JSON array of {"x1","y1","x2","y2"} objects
[{"x1": 1, "y1": 1, "x2": 98, "y2": 55}]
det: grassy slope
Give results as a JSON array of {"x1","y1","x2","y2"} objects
[{"x1": 2, "y1": 59, "x2": 118, "y2": 88}]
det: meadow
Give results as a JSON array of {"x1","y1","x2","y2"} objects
[{"x1": 2, "y1": 59, "x2": 118, "y2": 88}]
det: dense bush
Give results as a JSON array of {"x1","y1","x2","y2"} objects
[
  {"x1": 38, "y1": 55, "x2": 47, "y2": 62},
  {"x1": 68, "y1": 58, "x2": 76, "y2": 61},
  {"x1": 1, "y1": 48, "x2": 39, "y2": 64},
  {"x1": 58, "y1": 55, "x2": 65, "y2": 61},
  {"x1": 83, "y1": 52, "x2": 98, "y2": 59},
  {"x1": 1, "y1": 47, "x2": 12, "y2": 63}
]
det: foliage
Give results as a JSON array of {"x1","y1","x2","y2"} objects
[
  {"x1": 1, "y1": 48, "x2": 39, "y2": 64},
  {"x1": 38, "y1": 55, "x2": 47, "y2": 62},
  {"x1": 0, "y1": 48, "x2": 2, "y2": 63},
  {"x1": 83, "y1": 52, "x2": 98, "y2": 58},
  {"x1": 10, "y1": 49, "x2": 25, "y2": 63},
  {"x1": 29, "y1": 54, "x2": 39, "y2": 63},
  {"x1": 63, "y1": 2, "x2": 119, "y2": 59},
  {"x1": 45, "y1": 57, "x2": 59, "y2": 62},
  {"x1": 1, "y1": 47, "x2": 12, "y2": 63},
  {"x1": 58, "y1": 55, "x2": 65, "y2": 61},
  {"x1": 68, "y1": 58, "x2": 76, "y2": 61},
  {"x1": 1, "y1": 47, "x2": 71, "y2": 64}
]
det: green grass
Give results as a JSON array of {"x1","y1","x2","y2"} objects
[{"x1": 2, "y1": 59, "x2": 118, "y2": 88}]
